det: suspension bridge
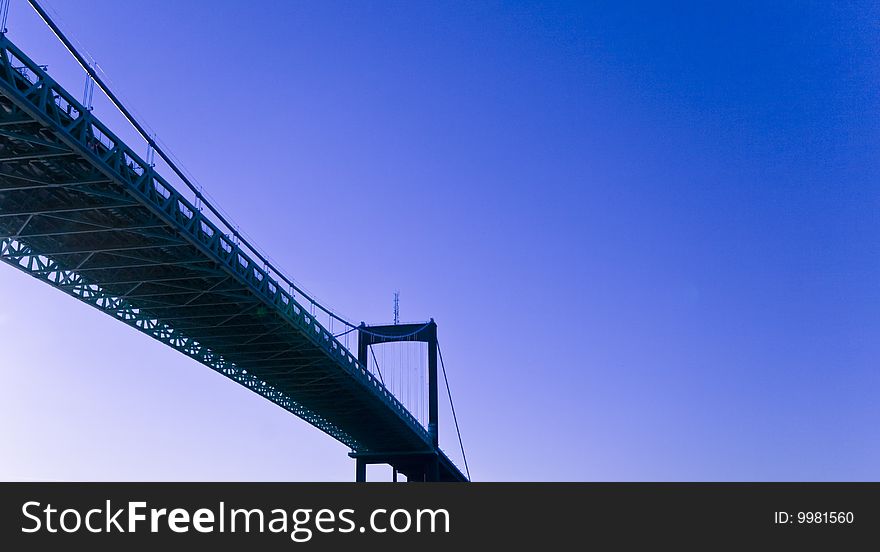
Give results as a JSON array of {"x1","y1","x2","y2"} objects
[{"x1": 0, "y1": 1, "x2": 468, "y2": 482}]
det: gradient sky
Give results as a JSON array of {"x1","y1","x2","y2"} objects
[{"x1": 1, "y1": 0, "x2": 878, "y2": 481}]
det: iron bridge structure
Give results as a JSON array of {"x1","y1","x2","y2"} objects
[{"x1": 0, "y1": 18, "x2": 467, "y2": 482}]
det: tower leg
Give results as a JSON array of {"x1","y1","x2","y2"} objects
[{"x1": 428, "y1": 331, "x2": 439, "y2": 448}]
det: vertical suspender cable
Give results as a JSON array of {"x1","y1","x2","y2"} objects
[{"x1": 0, "y1": 0, "x2": 10, "y2": 33}]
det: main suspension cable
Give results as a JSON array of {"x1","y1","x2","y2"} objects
[
  {"x1": 25, "y1": 0, "x2": 359, "y2": 332},
  {"x1": 437, "y1": 342, "x2": 470, "y2": 480},
  {"x1": 368, "y1": 345, "x2": 385, "y2": 385},
  {"x1": 23, "y1": 4, "x2": 468, "y2": 475}
]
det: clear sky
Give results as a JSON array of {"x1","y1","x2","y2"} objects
[{"x1": 1, "y1": 0, "x2": 878, "y2": 481}]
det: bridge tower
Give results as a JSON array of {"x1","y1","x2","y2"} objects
[{"x1": 352, "y1": 319, "x2": 440, "y2": 482}]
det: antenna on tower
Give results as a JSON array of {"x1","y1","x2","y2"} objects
[{"x1": 393, "y1": 291, "x2": 400, "y2": 325}]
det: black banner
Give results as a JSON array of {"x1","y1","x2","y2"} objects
[{"x1": 0, "y1": 483, "x2": 876, "y2": 549}]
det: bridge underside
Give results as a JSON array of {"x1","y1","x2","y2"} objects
[{"x1": 0, "y1": 35, "x2": 465, "y2": 481}]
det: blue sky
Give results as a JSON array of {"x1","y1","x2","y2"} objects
[{"x1": 1, "y1": 0, "x2": 878, "y2": 480}]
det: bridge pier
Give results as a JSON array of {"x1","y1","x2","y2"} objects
[
  {"x1": 429, "y1": 456, "x2": 439, "y2": 482},
  {"x1": 349, "y1": 451, "x2": 448, "y2": 482},
  {"x1": 355, "y1": 458, "x2": 367, "y2": 482}
]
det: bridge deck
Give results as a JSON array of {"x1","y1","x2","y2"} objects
[{"x1": 0, "y1": 35, "x2": 465, "y2": 481}]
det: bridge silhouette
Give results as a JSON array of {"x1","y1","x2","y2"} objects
[{"x1": 0, "y1": 7, "x2": 467, "y2": 482}]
